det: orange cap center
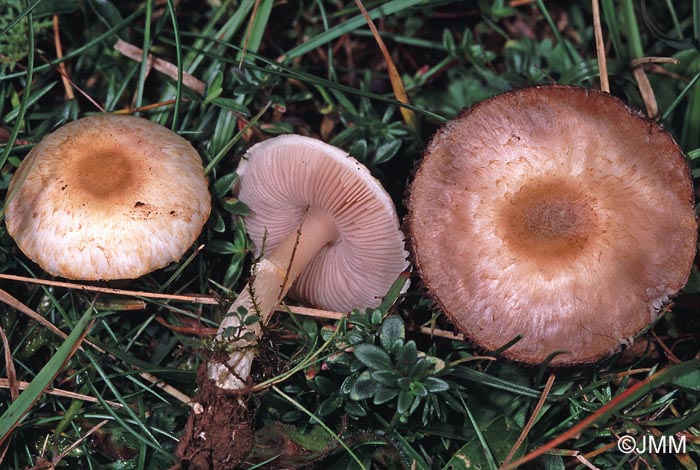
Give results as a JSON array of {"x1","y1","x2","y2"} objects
[{"x1": 498, "y1": 178, "x2": 599, "y2": 261}]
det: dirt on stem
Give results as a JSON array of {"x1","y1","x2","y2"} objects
[{"x1": 175, "y1": 354, "x2": 255, "y2": 470}]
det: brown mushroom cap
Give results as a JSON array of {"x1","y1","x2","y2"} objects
[
  {"x1": 5, "y1": 114, "x2": 211, "y2": 280},
  {"x1": 236, "y1": 134, "x2": 409, "y2": 312},
  {"x1": 408, "y1": 85, "x2": 697, "y2": 365}
]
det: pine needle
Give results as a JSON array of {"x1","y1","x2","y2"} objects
[{"x1": 353, "y1": 0, "x2": 419, "y2": 133}]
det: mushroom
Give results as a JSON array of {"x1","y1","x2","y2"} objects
[
  {"x1": 4, "y1": 114, "x2": 211, "y2": 280},
  {"x1": 408, "y1": 85, "x2": 697, "y2": 365},
  {"x1": 208, "y1": 134, "x2": 409, "y2": 389}
]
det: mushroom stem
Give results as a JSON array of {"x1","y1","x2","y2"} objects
[{"x1": 208, "y1": 208, "x2": 338, "y2": 390}]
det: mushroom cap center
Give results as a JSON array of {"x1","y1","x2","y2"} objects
[
  {"x1": 71, "y1": 148, "x2": 138, "y2": 200},
  {"x1": 525, "y1": 199, "x2": 589, "y2": 239},
  {"x1": 498, "y1": 178, "x2": 599, "y2": 261}
]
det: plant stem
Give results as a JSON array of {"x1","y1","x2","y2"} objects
[{"x1": 621, "y1": 0, "x2": 643, "y2": 59}]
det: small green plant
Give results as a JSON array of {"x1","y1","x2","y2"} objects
[
  {"x1": 316, "y1": 312, "x2": 451, "y2": 429},
  {"x1": 0, "y1": 2, "x2": 52, "y2": 71}
]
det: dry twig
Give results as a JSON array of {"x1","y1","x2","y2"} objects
[
  {"x1": 0, "y1": 327, "x2": 19, "y2": 402},
  {"x1": 53, "y1": 15, "x2": 75, "y2": 100},
  {"x1": 0, "y1": 379, "x2": 121, "y2": 407},
  {"x1": 591, "y1": 0, "x2": 609, "y2": 93},
  {"x1": 114, "y1": 39, "x2": 206, "y2": 95},
  {"x1": 502, "y1": 373, "x2": 557, "y2": 467},
  {"x1": 354, "y1": 0, "x2": 418, "y2": 132},
  {"x1": 0, "y1": 274, "x2": 465, "y2": 341}
]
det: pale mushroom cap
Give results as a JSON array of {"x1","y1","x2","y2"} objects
[
  {"x1": 236, "y1": 134, "x2": 409, "y2": 312},
  {"x1": 5, "y1": 114, "x2": 211, "y2": 280},
  {"x1": 408, "y1": 85, "x2": 697, "y2": 365}
]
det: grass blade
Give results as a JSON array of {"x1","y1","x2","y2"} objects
[
  {"x1": 502, "y1": 359, "x2": 700, "y2": 470},
  {"x1": 272, "y1": 385, "x2": 367, "y2": 470},
  {"x1": 280, "y1": 0, "x2": 426, "y2": 61},
  {"x1": 0, "y1": 308, "x2": 93, "y2": 444}
]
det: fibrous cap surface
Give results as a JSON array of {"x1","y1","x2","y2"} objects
[
  {"x1": 408, "y1": 85, "x2": 697, "y2": 365},
  {"x1": 5, "y1": 114, "x2": 211, "y2": 280}
]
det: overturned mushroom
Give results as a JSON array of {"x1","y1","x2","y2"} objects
[
  {"x1": 4, "y1": 114, "x2": 211, "y2": 280},
  {"x1": 177, "y1": 135, "x2": 409, "y2": 468},
  {"x1": 408, "y1": 85, "x2": 697, "y2": 365},
  {"x1": 210, "y1": 134, "x2": 409, "y2": 389}
]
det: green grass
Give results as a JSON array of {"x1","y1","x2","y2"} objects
[{"x1": 1, "y1": 0, "x2": 699, "y2": 469}]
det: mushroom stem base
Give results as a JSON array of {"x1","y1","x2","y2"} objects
[{"x1": 175, "y1": 361, "x2": 254, "y2": 469}]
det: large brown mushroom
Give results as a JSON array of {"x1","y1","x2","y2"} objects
[
  {"x1": 4, "y1": 114, "x2": 211, "y2": 280},
  {"x1": 408, "y1": 85, "x2": 697, "y2": 365}
]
